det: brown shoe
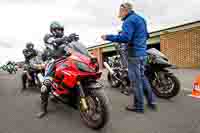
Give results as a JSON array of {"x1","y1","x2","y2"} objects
[
  {"x1": 125, "y1": 105, "x2": 144, "y2": 113},
  {"x1": 147, "y1": 104, "x2": 158, "y2": 111}
]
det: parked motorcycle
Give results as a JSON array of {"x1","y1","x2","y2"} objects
[
  {"x1": 4, "y1": 63, "x2": 17, "y2": 74},
  {"x1": 106, "y1": 43, "x2": 180, "y2": 99},
  {"x1": 38, "y1": 38, "x2": 109, "y2": 130}
]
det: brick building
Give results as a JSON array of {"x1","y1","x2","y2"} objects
[{"x1": 87, "y1": 21, "x2": 200, "y2": 69}]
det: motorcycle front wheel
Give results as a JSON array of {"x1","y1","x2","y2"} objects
[
  {"x1": 151, "y1": 72, "x2": 180, "y2": 99},
  {"x1": 80, "y1": 89, "x2": 110, "y2": 130}
]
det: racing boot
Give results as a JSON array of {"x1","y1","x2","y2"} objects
[{"x1": 37, "y1": 91, "x2": 49, "y2": 118}]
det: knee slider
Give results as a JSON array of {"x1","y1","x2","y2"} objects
[
  {"x1": 43, "y1": 79, "x2": 51, "y2": 87},
  {"x1": 41, "y1": 85, "x2": 48, "y2": 93}
]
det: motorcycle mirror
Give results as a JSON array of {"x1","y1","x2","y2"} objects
[
  {"x1": 66, "y1": 51, "x2": 71, "y2": 56},
  {"x1": 64, "y1": 46, "x2": 72, "y2": 56},
  {"x1": 91, "y1": 57, "x2": 97, "y2": 64}
]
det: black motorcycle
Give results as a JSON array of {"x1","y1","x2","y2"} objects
[{"x1": 106, "y1": 44, "x2": 180, "y2": 99}]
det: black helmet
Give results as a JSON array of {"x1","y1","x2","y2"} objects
[
  {"x1": 50, "y1": 21, "x2": 64, "y2": 38},
  {"x1": 7, "y1": 61, "x2": 12, "y2": 64},
  {"x1": 26, "y1": 42, "x2": 34, "y2": 49}
]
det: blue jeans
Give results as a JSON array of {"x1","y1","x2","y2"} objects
[
  {"x1": 128, "y1": 56, "x2": 156, "y2": 110},
  {"x1": 120, "y1": 44, "x2": 128, "y2": 68}
]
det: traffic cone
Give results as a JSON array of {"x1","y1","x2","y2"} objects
[{"x1": 189, "y1": 75, "x2": 200, "y2": 98}]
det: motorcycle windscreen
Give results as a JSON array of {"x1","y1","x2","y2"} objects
[
  {"x1": 30, "y1": 56, "x2": 43, "y2": 64},
  {"x1": 154, "y1": 57, "x2": 171, "y2": 66},
  {"x1": 29, "y1": 56, "x2": 44, "y2": 69},
  {"x1": 68, "y1": 41, "x2": 91, "y2": 58},
  {"x1": 147, "y1": 48, "x2": 167, "y2": 59}
]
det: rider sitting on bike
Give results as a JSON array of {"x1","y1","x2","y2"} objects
[
  {"x1": 23, "y1": 42, "x2": 37, "y2": 64},
  {"x1": 37, "y1": 21, "x2": 78, "y2": 118},
  {"x1": 22, "y1": 42, "x2": 38, "y2": 89}
]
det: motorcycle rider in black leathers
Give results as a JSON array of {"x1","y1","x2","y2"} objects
[
  {"x1": 37, "y1": 21, "x2": 75, "y2": 118},
  {"x1": 23, "y1": 42, "x2": 37, "y2": 64},
  {"x1": 22, "y1": 42, "x2": 38, "y2": 89}
]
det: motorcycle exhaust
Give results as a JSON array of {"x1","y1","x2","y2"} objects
[
  {"x1": 103, "y1": 62, "x2": 114, "y2": 74},
  {"x1": 37, "y1": 73, "x2": 44, "y2": 83}
]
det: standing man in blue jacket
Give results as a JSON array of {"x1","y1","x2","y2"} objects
[{"x1": 101, "y1": 2, "x2": 157, "y2": 113}]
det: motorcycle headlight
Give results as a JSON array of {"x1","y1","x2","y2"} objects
[
  {"x1": 76, "y1": 61, "x2": 94, "y2": 73},
  {"x1": 34, "y1": 64, "x2": 45, "y2": 70},
  {"x1": 37, "y1": 65, "x2": 42, "y2": 70}
]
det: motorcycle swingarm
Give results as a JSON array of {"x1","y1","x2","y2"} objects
[{"x1": 154, "y1": 69, "x2": 174, "y2": 75}]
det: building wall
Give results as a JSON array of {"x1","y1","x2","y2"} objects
[
  {"x1": 160, "y1": 26, "x2": 200, "y2": 68},
  {"x1": 88, "y1": 23, "x2": 200, "y2": 69}
]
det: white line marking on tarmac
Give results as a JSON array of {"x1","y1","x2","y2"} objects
[
  {"x1": 182, "y1": 88, "x2": 192, "y2": 92},
  {"x1": 188, "y1": 94, "x2": 200, "y2": 98},
  {"x1": 0, "y1": 76, "x2": 15, "y2": 80}
]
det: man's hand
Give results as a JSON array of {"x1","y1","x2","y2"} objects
[
  {"x1": 62, "y1": 36, "x2": 69, "y2": 42},
  {"x1": 101, "y1": 35, "x2": 107, "y2": 40},
  {"x1": 68, "y1": 33, "x2": 79, "y2": 42}
]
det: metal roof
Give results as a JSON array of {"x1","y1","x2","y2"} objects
[
  {"x1": 150, "y1": 20, "x2": 200, "y2": 37},
  {"x1": 87, "y1": 20, "x2": 200, "y2": 50}
]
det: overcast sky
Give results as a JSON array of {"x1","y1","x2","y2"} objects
[{"x1": 0, "y1": 0, "x2": 199, "y2": 64}]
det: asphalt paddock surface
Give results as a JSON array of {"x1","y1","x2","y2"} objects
[{"x1": 0, "y1": 69, "x2": 200, "y2": 133}]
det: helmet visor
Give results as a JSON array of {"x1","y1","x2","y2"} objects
[{"x1": 55, "y1": 28, "x2": 64, "y2": 37}]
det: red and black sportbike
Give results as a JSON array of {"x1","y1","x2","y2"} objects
[{"x1": 39, "y1": 40, "x2": 110, "y2": 130}]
